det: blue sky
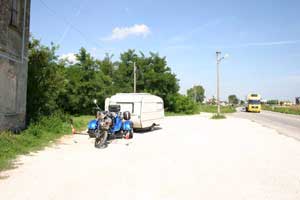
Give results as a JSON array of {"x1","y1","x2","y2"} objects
[{"x1": 31, "y1": 0, "x2": 300, "y2": 101}]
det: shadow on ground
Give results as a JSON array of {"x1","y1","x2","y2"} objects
[{"x1": 134, "y1": 127, "x2": 162, "y2": 134}]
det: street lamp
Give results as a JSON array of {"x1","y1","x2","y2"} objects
[{"x1": 216, "y1": 51, "x2": 229, "y2": 115}]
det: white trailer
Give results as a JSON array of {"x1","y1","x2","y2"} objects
[{"x1": 105, "y1": 93, "x2": 164, "y2": 130}]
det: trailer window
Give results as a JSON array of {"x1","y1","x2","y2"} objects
[
  {"x1": 116, "y1": 102, "x2": 134, "y2": 113},
  {"x1": 156, "y1": 102, "x2": 163, "y2": 110}
]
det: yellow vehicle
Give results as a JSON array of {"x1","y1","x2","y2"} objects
[{"x1": 246, "y1": 93, "x2": 261, "y2": 113}]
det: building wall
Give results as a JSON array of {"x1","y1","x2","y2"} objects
[{"x1": 0, "y1": 0, "x2": 31, "y2": 131}]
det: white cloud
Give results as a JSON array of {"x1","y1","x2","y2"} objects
[
  {"x1": 167, "y1": 18, "x2": 224, "y2": 44},
  {"x1": 168, "y1": 36, "x2": 188, "y2": 43},
  {"x1": 235, "y1": 40, "x2": 300, "y2": 48},
  {"x1": 101, "y1": 24, "x2": 151, "y2": 41},
  {"x1": 219, "y1": 40, "x2": 300, "y2": 49},
  {"x1": 164, "y1": 44, "x2": 194, "y2": 51},
  {"x1": 285, "y1": 74, "x2": 300, "y2": 83},
  {"x1": 124, "y1": 7, "x2": 130, "y2": 14},
  {"x1": 59, "y1": 53, "x2": 78, "y2": 64}
]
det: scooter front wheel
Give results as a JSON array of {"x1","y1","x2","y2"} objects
[{"x1": 95, "y1": 130, "x2": 108, "y2": 148}]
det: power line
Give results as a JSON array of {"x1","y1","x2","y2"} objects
[
  {"x1": 58, "y1": 0, "x2": 89, "y2": 45},
  {"x1": 38, "y1": 0, "x2": 102, "y2": 49}
]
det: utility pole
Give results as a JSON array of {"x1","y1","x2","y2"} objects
[
  {"x1": 215, "y1": 51, "x2": 228, "y2": 115},
  {"x1": 133, "y1": 62, "x2": 136, "y2": 93},
  {"x1": 193, "y1": 85, "x2": 197, "y2": 102},
  {"x1": 216, "y1": 51, "x2": 221, "y2": 115}
]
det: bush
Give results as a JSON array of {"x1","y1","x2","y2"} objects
[
  {"x1": 266, "y1": 100, "x2": 279, "y2": 105},
  {"x1": 211, "y1": 114, "x2": 226, "y2": 119},
  {"x1": 0, "y1": 113, "x2": 83, "y2": 171},
  {"x1": 167, "y1": 94, "x2": 199, "y2": 114},
  {"x1": 262, "y1": 105, "x2": 300, "y2": 115}
]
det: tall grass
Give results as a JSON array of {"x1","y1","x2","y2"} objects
[
  {"x1": 0, "y1": 114, "x2": 92, "y2": 171},
  {"x1": 262, "y1": 105, "x2": 300, "y2": 115},
  {"x1": 71, "y1": 115, "x2": 94, "y2": 131},
  {"x1": 199, "y1": 104, "x2": 236, "y2": 113},
  {"x1": 165, "y1": 112, "x2": 198, "y2": 117},
  {"x1": 211, "y1": 114, "x2": 226, "y2": 119}
]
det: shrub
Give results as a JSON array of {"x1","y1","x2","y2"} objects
[
  {"x1": 211, "y1": 114, "x2": 226, "y2": 119},
  {"x1": 199, "y1": 104, "x2": 236, "y2": 113},
  {"x1": 0, "y1": 114, "x2": 71, "y2": 171},
  {"x1": 167, "y1": 94, "x2": 199, "y2": 114}
]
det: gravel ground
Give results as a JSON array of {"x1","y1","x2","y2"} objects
[{"x1": 1, "y1": 114, "x2": 300, "y2": 200}]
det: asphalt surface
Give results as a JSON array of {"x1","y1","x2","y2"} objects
[
  {"x1": 1, "y1": 115, "x2": 300, "y2": 200},
  {"x1": 232, "y1": 108, "x2": 300, "y2": 141}
]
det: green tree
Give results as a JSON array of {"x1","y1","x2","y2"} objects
[
  {"x1": 167, "y1": 94, "x2": 199, "y2": 114},
  {"x1": 187, "y1": 85, "x2": 205, "y2": 103},
  {"x1": 228, "y1": 95, "x2": 239, "y2": 105},
  {"x1": 112, "y1": 49, "x2": 137, "y2": 93},
  {"x1": 141, "y1": 52, "x2": 179, "y2": 110},
  {"x1": 27, "y1": 38, "x2": 66, "y2": 121},
  {"x1": 61, "y1": 48, "x2": 112, "y2": 114},
  {"x1": 27, "y1": 40, "x2": 198, "y2": 117},
  {"x1": 112, "y1": 50, "x2": 180, "y2": 111},
  {"x1": 267, "y1": 100, "x2": 279, "y2": 105}
]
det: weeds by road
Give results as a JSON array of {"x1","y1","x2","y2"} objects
[
  {"x1": 211, "y1": 114, "x2": 226, "y2": 119},
  {"x1": 0, "y1": 115, "x2": 93, "y2": 171},
  {"x1": 199, "y1": 104, "x2": 236, "y2": 113},
  {"x1": 166, "y1": 105, "x2": 236, "y2": 116},
  {"x1": 262, "y1": 105, "x2": 300, "y2": 115},
  {"x1": 71, "y1": 115, "x2": 94, "y2": 131},
  {"x1": 165, "y1": 112, "x2": 199, "y2": 116}
]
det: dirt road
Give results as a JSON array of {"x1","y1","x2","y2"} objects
[{"x1": 1, "y1": 114, "x2": 300, "y2": 200}]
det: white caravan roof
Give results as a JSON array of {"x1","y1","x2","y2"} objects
[{"x1": 109, "y1": 93, "x2": 163, "y2": 103}]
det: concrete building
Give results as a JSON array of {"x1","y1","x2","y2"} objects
[{"x1": 0, "y1": 0, "x2": 31, "y2": 131}]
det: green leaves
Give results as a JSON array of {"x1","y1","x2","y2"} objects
[
  {"x1": 27, "y1": 39, "x2": 198, "y2": 120},
  {"x1": 167, "y1": 94, "x2": 200, "y2": 114},
  {"x1": 228, "y1": 94, "x2": 239, "y2": 105},
  {"x1": 187, "y1": 85, "x2": 205, "y2": 103},
  {"x1": 27, "y1": 38, "x2": 65, "y2": 121}
]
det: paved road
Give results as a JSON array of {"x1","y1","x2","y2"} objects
[
  {"x1": 1, "y1": 115, "x2": 300, "y2": 200},
  {"x1": 232, "y1": 108, "x2": 300, "y2": 141}
]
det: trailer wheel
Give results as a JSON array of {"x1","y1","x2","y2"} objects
[{"x1": 149, "y1": 124, "x2": 155, "y2": 131}]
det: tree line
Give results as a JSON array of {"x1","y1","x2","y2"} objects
[{"x1": 26, "y1": 38, "x2": 200, "y2": 121}]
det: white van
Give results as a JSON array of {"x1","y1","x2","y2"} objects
[{"x1": 105, "y1": 93, "x2": 164, "y2": 130}]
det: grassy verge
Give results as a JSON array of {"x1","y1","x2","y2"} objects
[
  {"x1": 199, "y1": 104, "x2": 236, "y2": 113},
  {"x1": 211, "y1": 114, "x2": 226, "y2": 119},
  {"x1": 262, "y1": 105, "x2": 300, "y2": 115},
  {"x1": 165, "y1": 112, "x2": 199, "y2": 117},
  {"x1": 0, "y1": 114, "x2": 93, "y2": 171},
  {"x1": 72, "y1": 115, "x2": 94, "y2": 131}
]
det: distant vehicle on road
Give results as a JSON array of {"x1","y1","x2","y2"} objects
[
  {"x1": 246, "y1": 93, "x2": 261, "y2": 113},
  {"x1": 105, "y1": 93, "x2": 164, "y2": 130}
]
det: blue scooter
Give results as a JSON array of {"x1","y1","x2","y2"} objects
[{"x1": 87, "y1": 100, "x2": 133, "y2": 148}]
